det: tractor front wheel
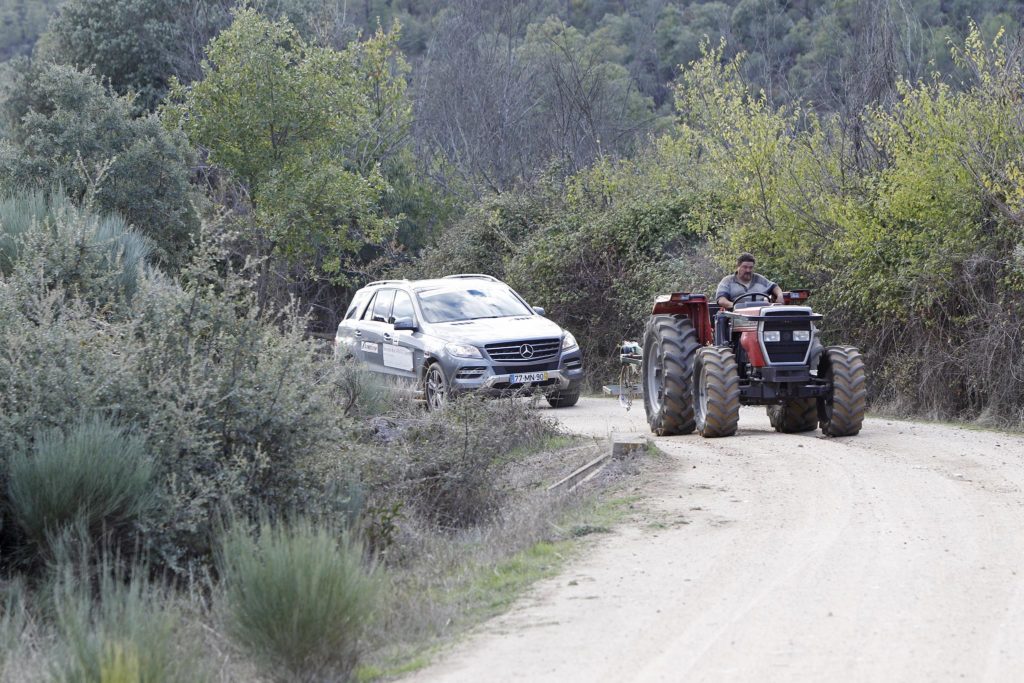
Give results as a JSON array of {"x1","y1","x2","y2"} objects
[
  {"x1": 818, "y1": 346, "x2": 867, "y2": 436},
  {"x1": 693, "y1": 346, "x2": 740, "y2": 438},
  {"x1": 641, "y1": 315, "x2": 698, "y2": 435}
]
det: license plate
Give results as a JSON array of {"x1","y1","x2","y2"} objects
[{"x1": 509, "y1": 371, "x2": 547, "y2": 383}]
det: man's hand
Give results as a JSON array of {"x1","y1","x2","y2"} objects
[{"x1": 717, "y1": 297, "x2": 733, "y2": 310}]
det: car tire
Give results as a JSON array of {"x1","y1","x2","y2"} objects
[
  {"x1": 546, "y1": 389, "x2": 580, "y2": 408},
  {"x1": 424, "y1": 362, "x2": 449, "y2": 411}
]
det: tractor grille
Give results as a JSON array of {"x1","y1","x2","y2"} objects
[
  {"x1": 762, "y1": 319, "x2": 812, "y2": 364},
  {"x1": 485, "y1": 338, "x2": 561, "y2": 362}
]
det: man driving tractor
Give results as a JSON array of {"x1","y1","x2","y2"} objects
[{"x1": 715, "y1": 252, "x2": 783, "y2": 310}]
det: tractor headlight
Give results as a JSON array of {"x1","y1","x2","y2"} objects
[
  {"x1": 763, "y1": 330, "x2": 781, "y2": 343},
  {"x1": 793, "y1": 330, "x2": 810, "y2": 342}
]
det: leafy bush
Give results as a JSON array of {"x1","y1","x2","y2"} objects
[
  {"x1": 358, "y1": 397, "x2": 561, "y2": 531},
  {"x1": 0, "y1": 61, "x2": 197, "y2": 269},
  {"x1": 0, "y1": 190, "x2": 152, "y2": 305},
  {"x1": 0, "y1": 216, "x2": 354, "y2": 574},
  {"x1": 0, "y1": 189, "x2": 48, "y2": 275},
  {"x1": 7, "y1": 416, "x2": 154, "y2": 557},
  {"x1": 218, "y1": 518, "x2": 377, "y2": 682}
]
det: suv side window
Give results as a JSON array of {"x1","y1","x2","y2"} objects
[
  {"x1": 371, "y1": 289, "x2": 396, "y2": 323},
  {"x1": 360, "y1": 291, "x2": 378, "y2": 321},
  {"x1": 391, "y1": 291, "x2": 414, "y2": 323},
  {"x1": 344, "y1": 289, "x2": 371, "y2": 320}
]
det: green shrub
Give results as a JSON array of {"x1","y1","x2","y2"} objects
[
  {"x1": 218, "y1": 519, "x2": 377, "y2": 682},
  {"x1": 0, "y1": 223, "x2": 354, "y2": 574},
  {"x1": 0, "y1": 578, "x2": 29, "y2": 678},
  {"x1": 6, "y1": 416, "x2": 154, "y2": 556},
  {"x1": 49, "y1": 549, "x2": 207, "y2": 683},
  {"x1": 0, "y1": 61, "x2": 197, "y2": 270},
  {"x1": 359, "y1": 397, "x2": 561, "y2": 531},
  {"x1": 0, "y1": 189, "x2": 48, "y2": 275},
  {"x1": 0, "y1": 190, "x2": 153, "y2": 306}
]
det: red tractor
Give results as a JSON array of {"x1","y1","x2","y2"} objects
[{"x1": 623, "y1": 290, "x2": 866, "y2": 437}]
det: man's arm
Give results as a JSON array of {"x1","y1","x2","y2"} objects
[
  {"x1": 715, "y1": 276, "x2": 733, "y2": 310},
  {"x1": 771, "y1": 284, "x2": 784, "y2": 304}
]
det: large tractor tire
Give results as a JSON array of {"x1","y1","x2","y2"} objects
[
  {"x1": 767, "y1": 398, "x2": 818, "y2": 433},
  {"x1": 642, "y1": 315, "x2": 698, "y2": 436},
  {"x1": 818, "y1": 345, "x2": 867, "y2": 436},
  {"x1": 693, "y1": 346, "x2": 740, "y2": 438}
]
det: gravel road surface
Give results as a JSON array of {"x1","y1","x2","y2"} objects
[{"x1": 410, "y1": 397, "x2": 1024, "y2": 682}]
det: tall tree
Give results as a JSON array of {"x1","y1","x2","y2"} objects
[{"x1": 165, "y1": 8, "x2": 409, "y2": 285}]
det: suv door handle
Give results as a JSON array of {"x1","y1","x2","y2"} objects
[{"x1": 383, "y1": 332, "x2": 394, "y2": 342}]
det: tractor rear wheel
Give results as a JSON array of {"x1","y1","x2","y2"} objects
[
  {"x1": 818, "y1": 346, "x2": 867, "y2": 436},
  {"x1": 767, "y1": 399, "x2": 818, "y2": 433},
  {"x1": 642, "y1": 315, "x2": 698, "y2": 435},
  {"x1": 693, "y1": 346, "x2": 740, "y2": 438}
]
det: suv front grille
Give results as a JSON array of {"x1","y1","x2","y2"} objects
[
  {"x1": 485, "y1": 338, "x2": 560, "y2": 362},
  {"x1": 493, "y1": 361, "x2": 559, "y2": 374},
  {"x1": 762, "y1": 319, "x2": 812, "y2": 364}
]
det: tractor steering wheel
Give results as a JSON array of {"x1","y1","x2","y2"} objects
[{"x1": 730, "y1": 291, "x2": 771, "y2": 309}]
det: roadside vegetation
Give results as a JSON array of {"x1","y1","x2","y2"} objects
[
  {"x1": 0, "y1": 189, "x2": 631, "y2": 678},
  {"x1": 2, "y1": 0, "x2": 1024, "y2": 679}
]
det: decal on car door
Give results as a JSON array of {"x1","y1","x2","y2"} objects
[{"x1": 383, "y1": 344, "x2": 413, "y2": 371}]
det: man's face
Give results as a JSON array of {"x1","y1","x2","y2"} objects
[{"x1": 736, "y1": 260, "x2": 755, "y2": 283}]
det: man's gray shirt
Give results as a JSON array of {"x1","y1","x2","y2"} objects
[{"x1": 716, "y1": 273, "x2": 777, "y2": 303}]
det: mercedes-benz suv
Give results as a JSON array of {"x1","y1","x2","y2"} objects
[{"x1": 335, "y1": 275, "x2": 584, "y2": 409}]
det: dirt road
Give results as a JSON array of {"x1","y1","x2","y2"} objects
[{"x1": 411, "y1": 397, "x2": 1024, "y2": 682}]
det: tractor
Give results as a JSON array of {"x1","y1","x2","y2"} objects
[{"x1": 621, "y1": 290, "x2": 866, "y2": 438}]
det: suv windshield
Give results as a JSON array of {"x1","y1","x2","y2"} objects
[{"x1": 416, "y1": 284, "x2": 532, "y2": 323}]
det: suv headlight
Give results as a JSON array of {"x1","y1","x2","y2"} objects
[
  {"x1": 444, "y1": 342, "x2": 482, "y2": 358},
  {"x1": 562, "y1": 331, "x2": 578, "y2": 350}
]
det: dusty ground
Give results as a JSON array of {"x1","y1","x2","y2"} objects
[{"x1": 409, "y1": 397, "x2": 1024, "y2": 682}]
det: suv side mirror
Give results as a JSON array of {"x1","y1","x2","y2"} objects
[
  {"x1": 532, "y1": 306, "x2": 545, "y2": 316},
  {"x1": 392, "y1": 316, "x2": 417, "y2": 331}
]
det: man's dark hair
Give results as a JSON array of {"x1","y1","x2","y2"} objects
[{"x1": 736, "y1": 252, "x2": 755, "y2": 266}]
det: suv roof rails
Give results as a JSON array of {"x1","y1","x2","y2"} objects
[
  {"x1": 443, "y1": 273, "x2": 499, "y2": 282},
  {"x1": 365, "y1": 279, "x2": 408, "y2": 287}
]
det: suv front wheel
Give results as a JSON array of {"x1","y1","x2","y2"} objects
[
  {"x1": 424, "y1": 363, "x2": 449, "y2": 411},
  {"x1": 546, "y1": 388, "x2": 580, "y2": 408}
]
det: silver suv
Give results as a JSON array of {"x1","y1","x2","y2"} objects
[{"x1": 335, "y1": 275, "x2": 584, "y2": 409}]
